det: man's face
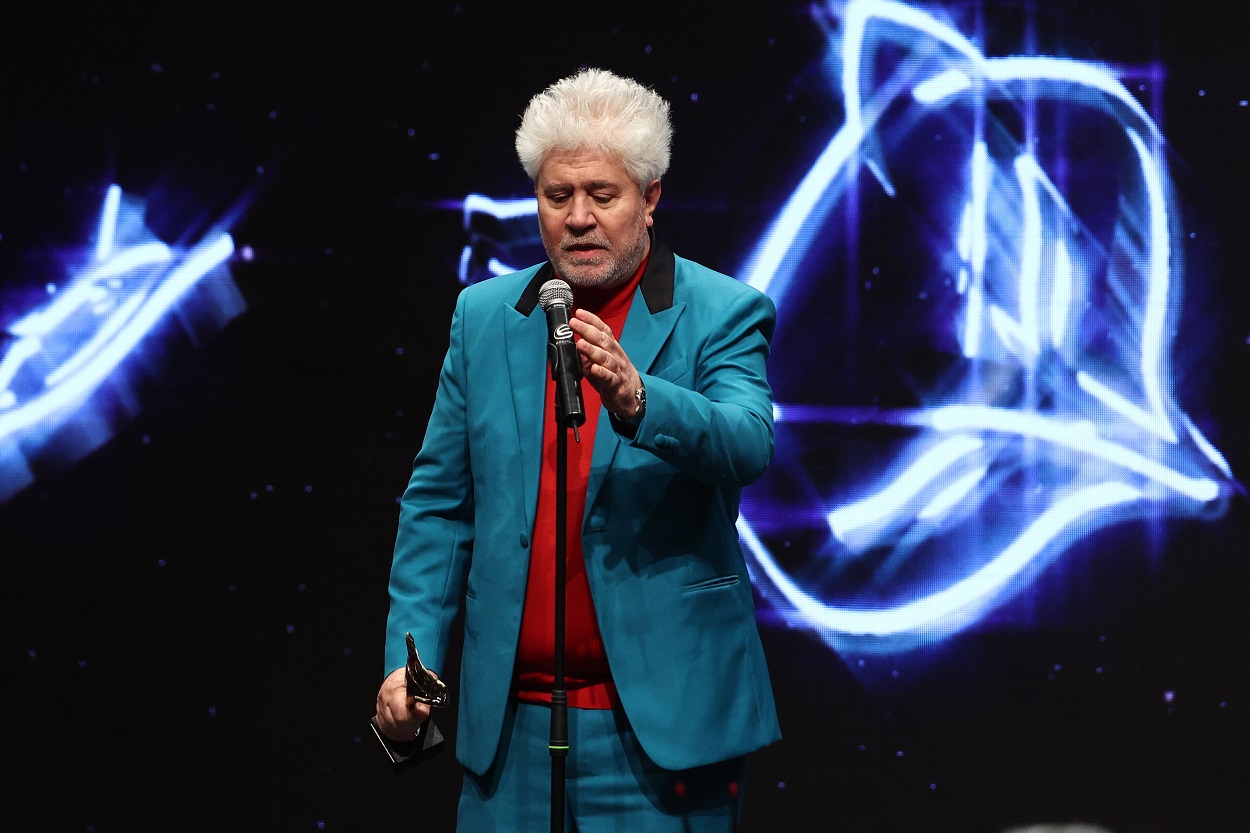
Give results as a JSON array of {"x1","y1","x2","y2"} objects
[{"x1": 536, "y1": 148, "x2": 661, "y2": 289}]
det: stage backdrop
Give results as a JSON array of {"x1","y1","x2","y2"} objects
[{"x1": 3, "y1": 2, "x2": 1248, "y2": 832}]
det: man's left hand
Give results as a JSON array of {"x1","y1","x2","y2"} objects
[{"x1": 570, "y1": 308, "x2": 643, "y2": 422}]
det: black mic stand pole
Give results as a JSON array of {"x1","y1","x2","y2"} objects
[{"x1": 550, "y1": 417, "x2": 571, "y2": 833}]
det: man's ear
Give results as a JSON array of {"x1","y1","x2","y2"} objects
[{"x1": 644, "y1": 179, "x2": 662, "y2": 225}]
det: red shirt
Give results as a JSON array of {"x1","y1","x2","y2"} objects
[{"x1": 513, "y1": 254, "x2": 648, "y2": 709}]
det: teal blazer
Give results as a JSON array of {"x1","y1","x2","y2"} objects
[{"x1": 385, "y1": 235, "x2": 781, "y2": 774}]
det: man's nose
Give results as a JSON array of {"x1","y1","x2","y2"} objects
[{"x1": 566, "y1": 195, "x2": 596, "y2": 230}]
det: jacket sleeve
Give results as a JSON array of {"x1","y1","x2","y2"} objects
[
  {"x1": 619, "y1": 284, "x2": 776, "y2": 488},
  {"x1": 383, "y1": 291, "x2": 475, "y2": 678}
]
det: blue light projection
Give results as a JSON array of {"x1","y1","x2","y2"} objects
[
  {"x1": 455, "y1": 1, "x2": 1236, "y2": 656},
  {"x1": 457, "y1": 193, "x2": 541, "y2": 287},
  {"x1": 739, "y1": 0, "x2": 1235, "y2": 653},
  {"x1": 0, "y1": 185, "x2": 242, "y2": 503}
]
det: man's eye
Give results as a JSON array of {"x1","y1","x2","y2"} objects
[{"x1": 593, "y1": 194, "x2": 614, "y2": 204}]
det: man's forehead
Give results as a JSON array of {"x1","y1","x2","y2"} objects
[
  {"x1": 540, "y1": 177, "x2": 624, "y2": 193},
  {"x1": 538, "y1": 149, "x2": 631, "y2": 187}
]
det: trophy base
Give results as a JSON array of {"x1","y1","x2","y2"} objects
[{"x1": 369, "y1": 715, "x2": 445, "y2": 771}]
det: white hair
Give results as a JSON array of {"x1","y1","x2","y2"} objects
[{"x1": 515, "y1": 67, "x2": 672, "y2": 190}]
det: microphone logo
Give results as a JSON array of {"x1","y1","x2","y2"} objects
[{"x1": 553, "y1": 323, "x2": 573, "y2": 342}]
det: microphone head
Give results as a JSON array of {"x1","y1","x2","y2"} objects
[{"x1": 539, "y1": 278, "x2": 573, "y2": 311}]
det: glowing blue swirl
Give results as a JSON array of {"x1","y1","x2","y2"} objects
[
  {"x1": 736, "y1": 0, "x2": 1234, "y2": 651},
  {"x1": 0, "y1": 185, "x2": 241, "y2": 502}
]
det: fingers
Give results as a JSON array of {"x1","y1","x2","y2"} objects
[
  {"x1": 572, "y1": 307, "x2": 607, "y2": 331},
  {"x1": 570, "y1": 310, "x2": 625, "y2": 371},
  {"x1": 579, "y1": 343, "x2": 626, "y2": 380},
  {"x1": 569, "y1": 310, "x2": 640, "y2": 418},
  {"x1": 375, "y1": 698, "x2": 430, "y2": 739},
  {"x1": 374, "y1": 667, "x2": 432, "y2": 741},
  {"x1": 570, "y1": 309, "x2": 613, "y2": 351}
]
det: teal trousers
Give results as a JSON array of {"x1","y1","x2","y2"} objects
[{"x1": 457, "y1": 699, "x2": 747, "y2": 832}]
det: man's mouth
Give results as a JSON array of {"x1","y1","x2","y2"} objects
[{"x1": 565, "y1": 240, "x2": 608, "y2": 253}]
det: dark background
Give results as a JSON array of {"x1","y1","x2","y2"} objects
[{"x1": 3, "y1": 2, "x2": 1249, "y2": 831}]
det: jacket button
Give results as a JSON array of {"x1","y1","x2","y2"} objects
[{"x1": 519, "y1": 533, "x2": 529, "y2": 548}]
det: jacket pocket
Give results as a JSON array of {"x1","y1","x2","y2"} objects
[{"x1": 682, "y1": 574, "x2": 740, "y2": 593}]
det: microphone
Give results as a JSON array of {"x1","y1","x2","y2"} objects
[{"x1": 538, "y1": 278, "x2": 586, "y2": 433}]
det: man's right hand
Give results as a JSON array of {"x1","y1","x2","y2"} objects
[{"x1": 373, "y1": 666, "x2": 434, "y2": 742}]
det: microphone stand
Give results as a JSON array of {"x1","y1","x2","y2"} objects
[{"x1": 540, "y1": 278, "x2": 583, "y2": 833}]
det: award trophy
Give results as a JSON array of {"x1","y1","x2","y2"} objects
[{"x1": 369, "y1": 632, "x2": 449, "y2": 771}]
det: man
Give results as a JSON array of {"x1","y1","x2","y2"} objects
[{"x1": 373, "y1": 67, "x2": 780, "y2": 831}]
